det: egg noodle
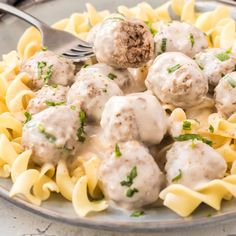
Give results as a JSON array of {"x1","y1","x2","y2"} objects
[{"x1": 0, "y1": 0, "x2": 236, "y2": 217}]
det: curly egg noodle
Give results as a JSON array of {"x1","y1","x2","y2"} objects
[{"x1": 0, "y1": 0, "x2": 236, "y2": 218}]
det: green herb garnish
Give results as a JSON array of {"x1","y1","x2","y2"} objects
[
  {"x1": 130, "y1": 211, "x2": 144, "y2": 218},
  {"x1": 172, "y1": 169, "x2": 182, "y2": 182},
  {"x1": 70, "y1": 105, "x2": 76, "y2": 110},
  {"x1": 108, "y1": 73, "x2": 117, "y2": 80},
  {"x1": 77, "y1": 110, "x2": 86, "y2": 143},
  {"x1": 215, "y1": 51, "x2": 230, "y2": 62},
  {"x1": 161, "y1": 38, "x2": 167, "y2": 53},
  {"x1": 225, "y1": 76, "x2": 236, "y2": 88},
  {"x1": 114, "y1": 143, "x2": 122, "y2": 158},
  {"x1": 198, "y1": 64, "x2": 204, "y2": 70},
  {"x1": 38, "y1": 123, "x2": 56, "y2": 143},
  {"x1": 42, "y1": 46, "x2": 48, "y2": 51},
  {"x1": 167, "y1": 64, "x2": 181, "y2": 73},
  {"x1": 189, "y1": 33, "x2": 195, "y2": 48},
  {"x1": 44, "y1": 64, "x2": 53, "y2": 84},
  {"x1": 82, "y1": 64, "x2": 89, "y2": 68},
  {"x1": 44, "y1": 101, "x2": 65, "y2": 106},
  {"x1": 182, "y1": 121, "x2": 192, "y2": 131},
  {"x1": 24, "y1": 112, "x2": 32, "y2": 124},
  {"x1": 209, "y1": 125, "x2": 214, "y2": 133},
  {"x1": 174, "y1": 134, "x2": 213, "y2": 146},
  {"x1": 145, "y1": 21, "x2": 157, "y2": 36},
  {"x1": 37, "y1": 61, "x2": 47, "y2": 78},
  {"x1": 126, "y1": 188, "x2": 139, "y2": 198},
  {"x1": 120, "y1": 166, "x2": 137, "y2": 187}
]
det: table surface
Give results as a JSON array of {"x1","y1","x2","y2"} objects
[{"x1": 0, "y1": 198, "x2": 235, "y2": 236}]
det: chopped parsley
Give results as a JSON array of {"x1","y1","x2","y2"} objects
[
  {"x1": 167, "y1": 64, "x2": 181, "y2": 73},
  {"x1": 76, "y1": 110, "x2": 86, "y2": 143},
  {"x1": 130, "y1": 211, "x2": 144, "y2": 218},
  {"x1": 207, "y1": 213, "x2": 212, "y2": 217},
  {"x1": 126, "y1": 188, "x2": 139, "y2": 198},
  {"x1": 189, "y1": 33, "x2": 195, "y2": 48},
  {"x1": 226, "y1": 48, "x2": 232, "y2": 53},
  {"x1": 44, "y1": 64, "x2": 53, "y2": 84},
  {"x1": 161, "y1": 38, "x2": 167, "y2": 53},
  {"x1": 107, "y1": 73, "x2": 117, "y2": 80},
  {"x1": 70, "y1": 105, "x2": 76, "y2": 110},
  {"x1": 121, "y1": 166, "x2": 139, "y2": 198},
  {"x1": 198, "y1": 64, "x2": 204, "y2": 70},
  {"x1": 50, "y1": 84, "x2": 58, "y2": 88},
  {"x1": 114, "y1": 143, "x2": 122, "y2": 158},
  {"x1": 172, "y1": 169, "x2": 182, "y2": 182},
  {"x1": 225, "y1": 76, "x2": 236, "y2": 88},
  {"x1": 38, "y1": 123, "x2": 56, "y2": 143},
  {"x1": 174, "y1": 134, "x2": 213, "y2": 146},
  {"x1": 24, "y1": 112, "x2": 32, "y2": 123},
  {"x1": 37, "y1": 61, "x2": 47, "y2": 78},
  {"x1": 45, "y1": 101, "x2": 65, "y2": 106},
  {"x1": 215, "y1": 51, "x2": 230, "y2": 62},
  {"x1": 42, "y1": 46, "x2": 48, "y2": 51},
  {"x1": 82, "y1": 64, "x2": 89, "y2": 68},
  {"x1": 209, "y1": 125, "x2": 214, "y2": 133},
  {"x1": 182, "y1": 121, "x2": 192, "y2": 130},
  {"x1": 145, "y1": 21, "x2": 157, "y2": 36},
  {"x1": 120, "y1": 166, "x2": 137, "y2": 187}
]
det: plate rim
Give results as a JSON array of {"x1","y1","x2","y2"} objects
[{"x1": 1, "y1": 0, "x2": 236, "y2": 233}]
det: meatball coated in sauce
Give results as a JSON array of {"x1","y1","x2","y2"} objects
[
  {"x1": 22, "y1": 106, "x2": 80, "y2": 166},
  {"x1": 100, "y1": 92, "x2": 167, "y2": 145},
  {"x1": 99, "y1": 141, "x2": 164, "y2": 210},
  {"x1": 27, "y1": 85, "x2": 68, "y2": 115},
  {"x1": 67, "y1": 73, "x2": 123, "y2": 123},
  {"x1": 215, "y1": 72, "x2": 236, "y2": 118},
  {"x1": 78, "y1": 63, "x2": 138, "y2": 94},
  {"x1": 86, "y1": 23, "x2": 101, "y2": 44},
  {"x1": 155, "y1": 21, "x2": 208, "y2": 57},
  {"x1": 21, "y1": 50, "x2": 75, "y2": 90},
  {"x1": 145, "y1": 52, "x2": 208, "y2": 109},
  {"x1": 165, "y1": 141, "x2": 227, "y2": 189},
  {"x1": 195, "y1": 48, "x2": 236, "y2": 89},
  {"x1": 94, "y1": 17, "x2": 154, "y2": 69}
]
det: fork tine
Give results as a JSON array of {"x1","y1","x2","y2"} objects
[
  {"x1": 70, "y1": 47, "x2": 94, "y2": 53},
  {"x1": 62, "y1": 51, "x2": 95, "y2": 58}
]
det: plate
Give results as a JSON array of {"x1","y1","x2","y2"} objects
[{"x1": 1, "y1": 0, "x2": 236, "y2": 233}]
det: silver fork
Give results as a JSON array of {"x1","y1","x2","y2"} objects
[{"x1": 0, "y1": 2, "x2": 94, "y2": 62}]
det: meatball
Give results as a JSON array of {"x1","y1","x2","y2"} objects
[
  {"x1": 100, "y1": 92, "x2": 167, "y2": 145},
  {"x1": 78, "y1": 63, "x2": 137, "y2": 94},
  {"x1": 94, "y1": 17, "x2": 154, "y2": 69},
  {"x1": 21, "y1": 50, "x2": 75, "y2": 90},
  {"x1": 22, "y1": 106, "x2": 80, "y2": 166},
  {"x1": 154, "y1": 21, "x2": 208, "y2": 57},
  {"x1": 195, "y1": 48, "x2": 236, "y2": 89},
  {"x1": 86, "y1": 23, "x2": 101, "y2": 44},
  {"x1": 99, "y1": 141, "x2": 164, "y2": 210},
  {"x1": 27, "y1": 85, "x2": 68, "y2": 115},
  {"x1": 67, "y1": 73, "x2": 123, "y2": 123},
  {"x1": 165, "y1": 140, "x2": 227, "y2": 189},
  {"x1": 215, "y1": 72, "x2": 236, "y2": 118},
  {"x1": 145, "y1": 52, "x2": 208, "y2": 108}
]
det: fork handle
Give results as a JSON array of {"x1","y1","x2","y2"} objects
[{"x1": 0, "y1": 2, "x2": 48, "y2": 33}]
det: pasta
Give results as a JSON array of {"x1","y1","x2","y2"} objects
[{"x1": 0, "y1": 0, "x2": 236, "y2": 219}]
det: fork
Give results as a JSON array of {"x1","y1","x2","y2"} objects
[{"x1": 0, "y1": 2, "x2": 94, "y2": 62}]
